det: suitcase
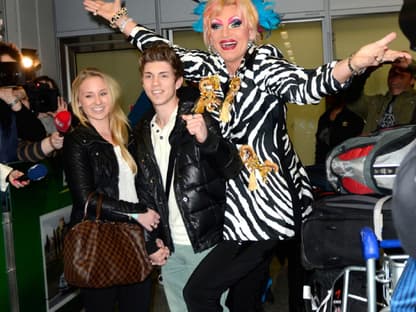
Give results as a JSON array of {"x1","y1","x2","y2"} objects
[{"x1": 301, "y1": 194, "x2": 398, "y2": 270}]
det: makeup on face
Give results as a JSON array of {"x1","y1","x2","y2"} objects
[{"x1": 210, "y1": 16, "x2": 243, "y2": 31}]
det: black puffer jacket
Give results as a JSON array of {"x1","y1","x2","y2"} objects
[
  {"x1": 136, "y1": 100, "x2": 242, "y2": 254},
  {"x1": 63, "y1": 124, "x2": 147, "y2": 226}
]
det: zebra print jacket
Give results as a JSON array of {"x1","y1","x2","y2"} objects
[{"x1": 129, "y1": 25, "x2": 344, "y2": 241}]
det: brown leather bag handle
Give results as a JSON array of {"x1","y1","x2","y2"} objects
[
  {"x1": 83, "y1": 192, "x2": 103, "y2": 220},
  {"x1": 95, "y1": 193, "x2": 103, "y2": 220}
]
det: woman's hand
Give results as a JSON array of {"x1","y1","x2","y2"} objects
[
  {"x1": 51, "y1": 96, "x2": 68, "y2": 117},
  {"x1": 137, "y1": 208, "x2": 160, "y2": 231},
  {"x1": 8, "y1": 170, "x2": 29, "y2": 188},
  {"x1": 149, "y1": 240, "x2": 170, "y2": 266},
  {"x1": 181, "y1": 114, "x2": 208, "y2": 143},
  {"x1": 83, "y1": 0, "x2": 121, "y2": 21}
]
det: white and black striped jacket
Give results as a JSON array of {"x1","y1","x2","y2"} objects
[{"x1": 129, "y1": 25, "x2": 343, "y2": 241}]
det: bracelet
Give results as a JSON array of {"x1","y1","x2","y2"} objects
[
  {"x1": 109, "y1": 7, "x2": 128, "y2": 29},
  {"x1": 8, "y1": 98, "x2": 20, "y2": 107},
  {"x1": 119, "y1": 17, "x2": 133, "y2": 32},
  {"x1": 347, "y1": 55, "x2": 365, "y2": 76}
]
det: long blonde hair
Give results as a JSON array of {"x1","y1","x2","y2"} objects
[
  {"x1": 202, "y1": 0, "x2": 260, "y2": 46},
  {"x1": 71, "y1": 68, "x2": 137, "y2": 174}
]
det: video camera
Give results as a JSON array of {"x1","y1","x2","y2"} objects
[
  {"x1": 0, "y1": 62, "x2": 58, "y2": 113},
  {"x1": 24, "y1": 82, "x2": 58, "y2": 113},
  {"x1": 0, "y1": 62, "x2": 26, "y2": 86}
]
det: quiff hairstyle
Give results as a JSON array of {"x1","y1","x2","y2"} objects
[{"x1": 139, "y1": 42, "x2": 184, "y2": 80}]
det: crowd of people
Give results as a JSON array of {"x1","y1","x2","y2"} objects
[{"x1": 2, "y1": 0, "x2": 416, "y2": 311}]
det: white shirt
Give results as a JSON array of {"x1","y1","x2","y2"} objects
[
  {"x1": 151, "y1": 107, "x2": 191, "y2": 246},
  {"x1": 0, "y1": 163, "x2": 13, "y2": 192},
  {"x1": 114, "y1": 146, "x2": 138, "y2": 203}
]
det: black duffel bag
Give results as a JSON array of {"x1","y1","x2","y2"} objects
[{"x1": 301, "y1": 194, "x2": 398, "y2": 270}]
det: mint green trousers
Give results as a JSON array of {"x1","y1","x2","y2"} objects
[{"x1": 161, "y1": 243, "x2": 229, "y2": 312}]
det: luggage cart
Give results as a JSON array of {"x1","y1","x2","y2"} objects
[{"x1": 361, "y1": 227, "x2": 408, "y2": 312}]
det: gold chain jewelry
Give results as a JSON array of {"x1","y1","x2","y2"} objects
[
  {"x1": 110, "y1": 7, "x2": 128, "y2": 29},
  {"x1": 239, "y1": 145, "x2": 278, "y2": 191},
  {"x1": 220, "y1": 76, "x2": 240, "y2": 122},
  {"x1": 194, "y1": 76, "x2": 221, "y2": 114},
  {"x1": 193, "y1": 75, "x2": 240, "y2": 123}
]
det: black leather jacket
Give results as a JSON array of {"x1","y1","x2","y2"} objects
[
  {"x1": 63, "y1": 124, "x2": 147, "y2": 226},
  {"x1": 135, "y1": 100, "x2": 243, "y2": 254}
]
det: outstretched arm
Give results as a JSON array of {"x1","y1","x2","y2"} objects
[
  {"x1": 333, "y1": 32, "x2": 412, "y2": 84},
  {"x1": 83, "y1": 0, "x2": 137, "y2": 36}
]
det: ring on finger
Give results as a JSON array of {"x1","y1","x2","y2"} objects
[
  {"x1": 93, "y1": 9, "x2": 98, "y2": 16},
  {"x1": 375, "y1": 56, "x2": 383, "y2": 63}
]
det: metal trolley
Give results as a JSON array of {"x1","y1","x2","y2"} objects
[
  {"x1": 361, "y1": 227, "x2": 408, "y2": 312},
  {"x1": 306, "y1": 228, "x2": 407, "y2": 312}
]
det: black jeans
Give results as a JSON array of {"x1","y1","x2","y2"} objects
[
  {"x1": 81, "y1": 276, "x2": 152, "y2": 312},
  {"x1": 183, "y1": 240, "x2": 278, "y2": 312}
]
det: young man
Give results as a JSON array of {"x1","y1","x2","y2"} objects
[{"x1": 134, "y1": 42, "x2": 242, "y2": 312}]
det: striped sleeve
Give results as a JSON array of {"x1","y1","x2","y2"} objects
[{"x1": 17, "y1": 140, "x2": 48, "y2": 162}]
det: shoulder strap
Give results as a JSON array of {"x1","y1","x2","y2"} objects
[{"x1": 165, "y1": 148, "x2": 176, "y2": 200}]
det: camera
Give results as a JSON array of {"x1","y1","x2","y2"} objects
[
  {"x1": 0, "y1": 62, "x2": 58, "y2": 113},
  {"x1": 24, "y1": 82, "x2": 58, "y2": 113},
  {"x1": 0, "y1": 62, "x2": 26, "y2": 86}
]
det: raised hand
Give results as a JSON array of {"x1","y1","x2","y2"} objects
[{"x1": 83, "y1": 0, "x2": 121, "y2": 21}]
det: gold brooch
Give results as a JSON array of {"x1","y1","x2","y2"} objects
[
  {"x1": 193, "y1": 75, "x2": 240, "y2": 123},
  {"x1": 239, "y1": 145, "x2": 279, "y2": 191}
]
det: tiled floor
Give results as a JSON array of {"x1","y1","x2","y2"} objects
[{"x1": 150, "y1": 257, "x2": 290, "y2": 312}]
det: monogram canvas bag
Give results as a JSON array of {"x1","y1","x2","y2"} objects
[{"x1": 63, "y1": 192, "x2": 152, "y2": 288}]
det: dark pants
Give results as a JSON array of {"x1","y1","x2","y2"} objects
[
  {"x1": 183, "y1": 240, "x2": 278, "y2": 312},
  {"x1": 81, "y1": 277, "x2": 152, "y2": 312},
  {"x1": 275, "y1": 239, "x2": 306, "y2": 312}
]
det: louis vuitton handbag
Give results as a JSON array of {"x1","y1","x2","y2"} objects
[{"x1": 63, "y1": 192, "x2": 153, "y2": 288}]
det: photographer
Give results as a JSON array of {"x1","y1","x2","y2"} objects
[
  {"x1": 27, "y1": 75, "x2": 68, "y2": 135},
  {"x1": 0, "y1": 41, "x2": 63, "y2": 163}
]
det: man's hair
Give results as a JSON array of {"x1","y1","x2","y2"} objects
[
  {"x1": 139, "y1": 42, "x2": 184, "y2": 80},
  {"x1": 33, "y1": 75, "x2": 59, "y2": 90},
  {"x1": 0, "y1": 42, "x2": 22, "y2": 62}
]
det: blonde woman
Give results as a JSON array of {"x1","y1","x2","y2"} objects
[{"x1": 62, "y1": 68, "x2": 167, "y2": 312}]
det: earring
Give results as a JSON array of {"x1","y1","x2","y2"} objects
[
  {"x1": 208, "y1": 45, "x2": 213, "y2": 54},
  {"x1": 248, "y1": 41, "x2": 254, "y2": 49}
]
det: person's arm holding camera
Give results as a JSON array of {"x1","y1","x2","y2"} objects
[{"x1": 0, "y1": 87, "x2": 63, "y2": 162}]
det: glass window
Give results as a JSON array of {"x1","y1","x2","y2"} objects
[{"x1": 264, "y1": 21, "x2": 325, "y2": 165}]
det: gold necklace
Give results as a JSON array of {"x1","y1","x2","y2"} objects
[{"x1": 193, "y1": 75, "x2": 240, "y2": 123}]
